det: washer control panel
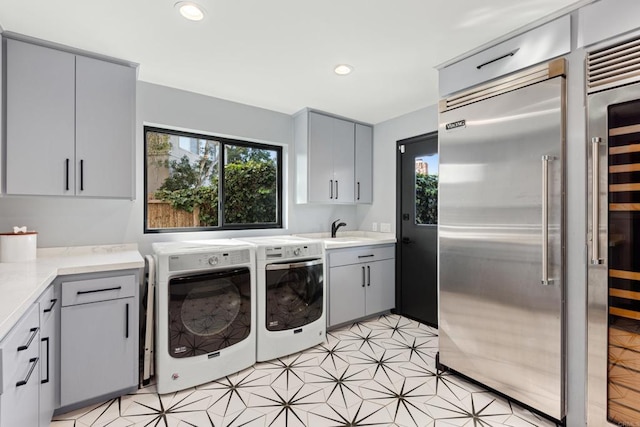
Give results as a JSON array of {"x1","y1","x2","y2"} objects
[
  {"x1": 169, "y1": 249, "x2": 251, "y2": 271},
  {"x1": 265, "y1": 242, "x2": 322, "y2": 259}
]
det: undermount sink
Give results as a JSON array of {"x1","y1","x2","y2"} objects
[
  {"x1": 328, "y1": 237, "x2": 374, "y2": 242},
  {"x1": 322, "y1": 236, "x2": 379, "y2": 248},
  {"x1": 293, "y1": 232, "x2": 397, "y2": 249}
]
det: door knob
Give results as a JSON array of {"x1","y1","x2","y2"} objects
[{"x1": 402, "y1": 237, "x2": 413, "y2": 244}]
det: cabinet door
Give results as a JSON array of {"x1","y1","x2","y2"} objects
[
  {"x1": 75, "y1": 56, "x2": 136, "y2": 199},
  {"x1": 328, "y1": 264, "x2": 366, "y2": 326},
  {"x1": 0, "y1": 304, "x2": 40, "y2": 427},
  {"x1": 355, "y1": 124, "x2": 373, "y2": 204},
  {"x1": 38, "y1": 286, "x2": 59, "y2": 427},
  {"x1": 365, "y1": 259, "x2": 395, "y2": 316},
  {"x1": 5, "y1": 39, "x2": 75, "y2": 196},
  {"x1": 332, "y1": 118, "x2": 355, "y2": 203},
  {"x1": 308, "y1": 112, "x2": 335, "y2": 202},
  {"x1": 60, "y1": 297, "x2": 136, "y2": 407}
]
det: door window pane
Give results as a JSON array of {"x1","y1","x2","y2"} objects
[{"x1": 415, "y1": 154, "x2": 438, "y2": 225}]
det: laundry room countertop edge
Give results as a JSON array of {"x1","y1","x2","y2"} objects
[{"x1": 0, "y1": 244, "x2": 144, "y2": 340}]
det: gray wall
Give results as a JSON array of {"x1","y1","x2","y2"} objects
[
  {"x1": 357, "y1": 104, "x2": 439, "y2": 231},
  {"x1": 0, "y1": 81, "x2": 359, "y2": 254}
]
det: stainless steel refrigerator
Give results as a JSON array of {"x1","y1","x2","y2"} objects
[
  {"x1": 587, "y1": 36, "x2": 640, "y2": 427},
  {"x1": 438, "y1": 59, "x2": 566, "y2": 421}
]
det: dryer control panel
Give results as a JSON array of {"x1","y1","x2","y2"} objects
[
  {"x1": 265, "y1": 243, "x2": 322, "y2": 260},
  {"x1": 169, "y1": 249, "x2": 251, "y2": 271}
]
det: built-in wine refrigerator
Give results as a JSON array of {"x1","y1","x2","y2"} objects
[{"x1": 588, "y1": 35, "x2": 640, "y2": 426}]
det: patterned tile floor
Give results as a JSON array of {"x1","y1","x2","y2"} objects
[{"x1": 51, "y1": 314, "x2": 559, "y2": 426}]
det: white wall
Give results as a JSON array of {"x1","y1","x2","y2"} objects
[
  {"x1": 0, "y1": 81, "x2": 358, "y2": 254},
  {"x1": 357, "y1": 105, "x2": 439, "y2": 231}
]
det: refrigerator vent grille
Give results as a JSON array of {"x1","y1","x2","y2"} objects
[
  {"x1": 587, "y1": 37, "x2": 640, "y2": 93},
  {"x1": 440, "y1": 59, "x2": 564, "y2": 112}
]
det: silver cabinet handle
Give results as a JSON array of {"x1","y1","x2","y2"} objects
[
  {"x1": 361, "y1": 266, "x2": 365, "y2": 287},
  {"x1": 591, "y1": 137, "x2": 604, "y2": 265},
  {"x1": 541, "y1": 155, "x2": 554, "y2": 286},
  {"x1": 357, "y1": 182, "x2": 361, "y2": 200},
  {"x1": 335, "y1": 180, "x2": 339, "y2": 199}
]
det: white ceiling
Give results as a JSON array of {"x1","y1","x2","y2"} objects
[{"x1": 0, "y1": 0, "x2": 586, "y2": 124}]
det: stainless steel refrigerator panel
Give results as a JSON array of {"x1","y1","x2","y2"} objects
[
  {"x1": 439, "y1": 77, "x2": 565, "y2": 420},
  {"x1": 586, "y1": 80, "x2": 640, "y2": 427}
]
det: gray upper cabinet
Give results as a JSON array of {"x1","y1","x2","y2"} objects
[
  {"x1": 75, "y1": 56, "x2": 135, "y2": 198},
  {"x1": 578, "y1": 0, "x2": 640, "y2": 48},
  {"x1": 295, "y1": 109, "x2": 372, "y2": 204},
  {"x1": 4, "y1": 37, "x2": 136, "y2": 199},
  {"x1": 438, "y1": 15, "x2": 570, "y2": 97},
  {"x1": 5, "y1": 39, "x2": 76, "y2": 196},
  {"x1": 355, "y1": 124, "x2": 373, "y2": 204}
]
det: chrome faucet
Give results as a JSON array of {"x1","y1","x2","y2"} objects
[{"x1": 331, "y1": 219, "x2": 347, "y2": 238}]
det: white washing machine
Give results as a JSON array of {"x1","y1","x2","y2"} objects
[
  {"x1": 152, "y1": 239, "x2": 255, "y2": 394},
  {"x1": 236, "y1": 236, "x2": 325, "y2": 361}
]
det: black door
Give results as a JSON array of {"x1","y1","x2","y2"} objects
[{"x1": 397, "y1": 132, "x2": 438, "y2": 326}]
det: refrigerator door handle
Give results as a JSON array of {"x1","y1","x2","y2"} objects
[
  {"x1": 591, "y1": 137, "x2": 605, "y2": 265},
  {"x1": 541, "y1": 155, "x2": 554, "y2": 285}
]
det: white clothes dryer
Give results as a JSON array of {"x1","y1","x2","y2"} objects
[
  {"x1": 152, "y1": 239, "x2": 255, "y2": 394},
  {"x1": 235, "y1": 236, "x2": 325, "y2": 361}
]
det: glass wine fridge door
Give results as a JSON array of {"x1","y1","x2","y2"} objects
[{"x1": 606, "y1": 100, "x2": 640, "y2": 425}]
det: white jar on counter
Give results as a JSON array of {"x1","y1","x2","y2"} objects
[{"x1": 0, "y1": 231, "x2": 37, "y2": 262}]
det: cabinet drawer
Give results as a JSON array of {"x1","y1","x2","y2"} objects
[
  {"x1": 329, "y1": 245, "x2": 395, "y2": 267},
  {"x1": 438, "y1": 15, "x2": 570, "y2": 97},
  {"x1": 61, "y1": 274, "x2": 136, "y2": 306},
  {"x1": 0, "y1": 304, "x2": 40, "y2": 395}
]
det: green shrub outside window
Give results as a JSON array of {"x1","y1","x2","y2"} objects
[{"x1": 144, "y1": 126, "x2": 282, "y2": 232}]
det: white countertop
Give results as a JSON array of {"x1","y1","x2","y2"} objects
[
  {"x1": 295, "y1": 231, "x2": 396, "y2": 249},
  {"x1": 0, "y1": 244, "x2": 144, "y2": 340}
]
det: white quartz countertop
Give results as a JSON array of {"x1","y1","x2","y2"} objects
[
  {"x1": 0, "y1": 244, "x2": 144, "y2": 340},
  {"x1": 295, "y1": 231, "x2": 396, "y2": 249}
]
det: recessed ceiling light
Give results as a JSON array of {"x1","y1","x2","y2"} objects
[
  {"x1": 175, "y1": 1, "x2": 205, "y2": 21},
  {"x1": 334, "y1": 64, "x2": 353, "y2": 76}
]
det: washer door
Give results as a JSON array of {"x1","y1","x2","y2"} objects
[
  {"x1": 265, "y1": 259, "x2": 323, "y2": 331},
  {"x1": 168, "y1": 267, "x2": 251, "y2": 358}
]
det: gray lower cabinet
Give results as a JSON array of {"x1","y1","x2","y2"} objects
[
  {"x1": 0, "y1": 304, "x2": 41, "y2": 427},
  {"x1": 59, "y1": 272, "x2": 138, "y2": 410},
  {"x1": 4, "y1": 36, "x2": 136, "y2": 199},
  {"x1": 38, "y1": 285, "x2": 60, "y2": 427},
  {"x1": 328, "y1": 245, "x2": 395, "y2": 327}
]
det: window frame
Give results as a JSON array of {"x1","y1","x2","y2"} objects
[{"x1": 144, "y1": 125, "x2": 283, "y2": 233}]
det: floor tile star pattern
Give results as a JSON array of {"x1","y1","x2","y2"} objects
[{"x1": 51, "y1": 314, "x2": 559, "y2": 427}]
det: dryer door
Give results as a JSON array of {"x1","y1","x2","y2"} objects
[
  {"x1": 265, "y1": 259, "x2": 323, "y2": 331},
  {"x1": 168, "y1": 267, "x2": 251, "y2": 358}
]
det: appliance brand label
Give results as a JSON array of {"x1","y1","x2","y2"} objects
[
  {"x1": 445, "y1": 119, "x2": 466, "y2": 130},
  {"x1": 174, "y1": 346, "x2": 187, "y2": 354}
]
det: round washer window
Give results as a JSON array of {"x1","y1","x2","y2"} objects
[{"x1": 180, "y1": 278, "x2": 241, "y2": 336}]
